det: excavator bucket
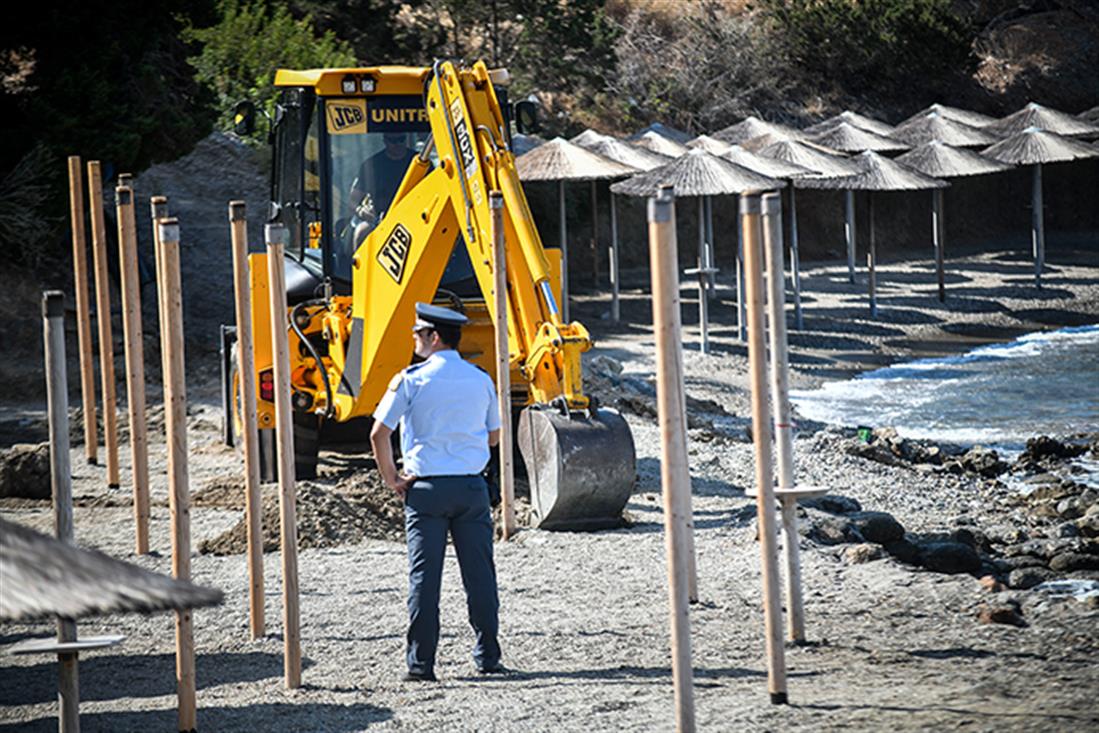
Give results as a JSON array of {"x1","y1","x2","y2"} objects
[{"x1": 517, "y1": 407, "x2": 636, "y2": 531}]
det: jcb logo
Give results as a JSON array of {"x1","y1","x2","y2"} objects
[
  {"x1": 326, "y1": 100, "x2": 367, "y2": 135},
  {"x1": 377, "y1": 224, "x2": 412, "y2": 283}
]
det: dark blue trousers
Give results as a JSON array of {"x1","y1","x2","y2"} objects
[{"x1": 404, "y1": 475, "x2": 500, "y2": 675}]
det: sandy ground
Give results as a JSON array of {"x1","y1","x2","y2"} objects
[{"x1": 2, "y1": 241, "x2": 1099, "y2": 732}]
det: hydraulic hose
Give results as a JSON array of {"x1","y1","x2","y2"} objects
[{"x1": 289, "y1": 298, "x2": 334, "y2": 419}]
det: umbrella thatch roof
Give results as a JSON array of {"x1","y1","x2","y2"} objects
[
  {"x1": 630, "y1": 130, "x2": 691, "y2": 157},
  {"x1": 577, "y1": 136, "x2": 672, "y2": 171},
  {"x1": 516, "y1": 137, "x2": 638, "y2": 181},
  {"x1": 981, "y1": 127, "x2": 1099, "y2": 165},
  {"x1": 740, "y1": 130, "x2": 801, "y2": 152},
  {"x1": 0, "y1": 518, "x2": 224, "y2": 622},
  {"x1": 900, "y1": 103, "x2": 998, "y2": 129},
  {"x1": 757, "y1": 139, "x2": 862, "y2": 177},
  {"x1": 805, "y1": 121, "x2": 909, "y2": 153},
  {"x1": 985, "y1": 102, "x2": 1099, "y2": 139},
  {"x1": 712, "y1": 116, "x2": 803, "y2": 145},
  {"x1": 722, "y1": 144, "x2": 815, "y2": 179},
  {"x1": 890, "y1": 111, "x2": 1002, "y2": 147},
  {"x1": 610, "y1": 148, "x2": 784, "y2": 197},
  {"x1": 512, "y1": 133, "x2": 545, "y2": 156},
  {"x1": 570, "y1": 129, "x2": 610, "y2": 147},
  {"x1": 688, "y1": 134, "x2": 733, "y2": 155},
  {"x1": 1079, "y1": 105, "x2": 1099, "y2": 125},
  {"x1": 796, "y1": 151, "x2": 948, "y2": 191},
  {"x1": 627, "y1": 122, "x2": 693, "y2": 145},
  {"x1": 804, "y1": 110, "x2": 896, "y2": 137},
  {"x1": 896, "y1": 140, "x2": 1013, "y2": 179}
]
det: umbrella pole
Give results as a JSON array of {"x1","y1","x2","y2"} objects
[
  {"x1": 788, "y1": 186, "x2": 803, "y2": 330},
  {"x1": 845, "y1": 189, "x2": 856, "y2": 283},
  {"x1": 610, "y1": 193, "x2": 620, "y2": 323},
  {"x1": 933, "y1": 190, "x2": 945, "y2": 303},
  {"x1": 1032, "y1": 164, "x2": 1044, "y2": 288},
  {"x1": 591, "y1": 180, "x2": 599, "y2": 290},
  {"x1": 647, "y1": 185, "x2": 697, "y2": 731},
  {"x1": 868, "y1": 195, "x2": 877, "y2": 318},
  {"x1": 742, "y1": 193, "x2": 788, "y2": 705},
  {"x1": 697, "y1": 197, "x2": 709, "y2": 354},
  {"x1": 559, "y1": 181, "x2": 569, "y2": 321},
  {"x1": 736, "y1": 196, "x2": 747, "y2": 342},
  {"x1": 44, "y1": 291, "x2": 80, "y2": 733},
  {"x1": 705, "y1": 196, "x2": 716, "y2": 299}
]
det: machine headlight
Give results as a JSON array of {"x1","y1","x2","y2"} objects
[
  {"x1": 341, "y1": 76, "x2": 357, "y2": 94},
  {"x1": 360, "y1": 77, "x2": 376, "y2": 93}
]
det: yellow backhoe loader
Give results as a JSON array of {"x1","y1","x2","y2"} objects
[{"x1": 221, "y1": 60, "x2": 635, "y2": 530}]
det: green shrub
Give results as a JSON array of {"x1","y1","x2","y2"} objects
[
  {"x1": 184, "y1": 0, "x2": 357, "y2": 137},
  {"x1": 759, "y1": 0, "x2": 974, "y2": 94}
]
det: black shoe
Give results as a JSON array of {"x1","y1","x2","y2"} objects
[
  {"x1": 403, "y1": 670, "x2": 437, "y2": 682},
  {"x1": 477, "y1": 663, "x2": 508, "y2": 675}
]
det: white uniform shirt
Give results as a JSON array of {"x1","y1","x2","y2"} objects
[{"x1": 374, "y1": 350, "x2": 501, "y2": 477}]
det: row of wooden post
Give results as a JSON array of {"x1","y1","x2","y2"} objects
[{"x1": 650, "y1": 186, "x2": 822, "y2": 729}]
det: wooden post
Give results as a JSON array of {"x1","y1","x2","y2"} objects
[
  {"x1": 610, "y1": 193, "x2": 620, "y2": 323},
  {"x1": 115, "y1": 186, "x2": 150, "y2": 555},
  {"x1": 787, "y1": 186, "x2": 804, "y2": 330},
  {"x1": 590, "y1": 180, "x2": 600, "y2": 289},
  {"x1": 67, "y1": 157, "x2": 98, "y2": 466},
  {"x1": 1032, "y1": 163, "x2": 1044, "y2": 288},
  {"x1": 762, "y1": 193, "x2": 808, "y2": 643},
  {"x1": 647, "y1": 185, "x2": 696, "y2": 732},
  {"x1": 229, "y1": 201, "x2": 265, "y2": 639},
  {"x1": 868, "y1": 194, "x2": 877, "y2": 318},
  {"x1": 156, "y1": 218, "x2": 197, "y2": 732},
  {"x1": 86, "y1": 161, "x2": 120, "y2": 489},
  {"x1": 150, "y1": 197, "x2": 170, "y2": 381},
  {"x1": 932, "y1": 189, "x2": 945, "y2": 303},
  {"x1": 266, "y1": 222, "x2": 302, "y2": 689},
  {"x1": 558, "y1": 181, "x2": 570, "y2": 322},
  {"x1": 490, "y1": 192, "x2": 517, "y2": 539},
  {"x1": 43, "y1": 291, "x2": 80, "y2": 733},
  {"x1": 741, "y1": 193, "x2": 788, "y2": 705},
  {"x1": 705, "y1": 197, "x2": 716, "y2": 299},
  {"x1": 844, "y1": 189, "x2": 856, "y2": 283}
]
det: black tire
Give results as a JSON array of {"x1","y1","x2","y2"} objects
[{"x1": 293, "y1": 410, "x2": 321, "y2": 480}]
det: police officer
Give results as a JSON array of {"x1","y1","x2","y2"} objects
[{"x1": 370, "y1": 302, "x2": 504, "y2": 682}]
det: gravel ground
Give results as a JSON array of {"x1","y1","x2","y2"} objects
[{"x1": 2, "y1": 244, "x2": 1099, "y2": 731}]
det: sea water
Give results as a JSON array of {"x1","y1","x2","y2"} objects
[{"x1": 790, "y1": 324, "x2": 1099, "y2": 450}]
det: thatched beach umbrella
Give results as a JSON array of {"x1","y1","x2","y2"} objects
[
  {"x1": 628, "y1": 122, "x2": 693, "y2": 145},
  {"x1": 804, "y1": 110, "x2": 897, "y2": 137},
  {"x1": 712, "y1": 116, "x2": 803, "y2": 145},
  {"x1": 516, "y1": 137, "x2": 637, "y2": 320},
  {"x1": 688, "y1": 134, "x2": 733, "y2": 155},
  {"x1": 1079, "y1": 105, "x2": 1099, "y2": 126},
  {"x1": 759, "y1": 138, "x2": 866, "y2": 283},
  {"x1": 724, "y1": 146, "x2": 816, "y2": 328},
  {"x1": 631, "y1": 130, "x2": 691, "y2": 157},
  {"x1": 1, "y1": 517, "x2": 223, "y2": 622},
  {"x1": 897, "y1": 140, "x2": 1013, "y2": 300},
  {"x1": 890, "y1": 111, "x2": 1002, "y2": 148},
  {"x1": 900, "y1": 103, "x2": 997, "y2": 129},
  {"x1": 985, "y1": 101, "x2": 1099, "y2": 139},
  {"x1": 982, "y1": 127, "x2": 1099, "y2": 287},
  {"x1": 570, "y1": 129, "x2": 609, "y2": 147},
  {"x1": 797, "y1": 151, "x2": 948, "y2": 317},
  {"x1": 612, "y1": 149, "x2": 784, "y2": 350},
  {"x1": 805, "y1": 121, "x2": 909, "y2": 154},
  {"x1": 573, "y1": 135, "x2": 672, "y2": 322}
]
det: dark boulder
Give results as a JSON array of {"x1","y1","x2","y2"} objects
[
  {"x1": 0, "y1": 442, "x2": 51, "y2": 500},
  {"x1": 849, "y1": 511, "x2": 906, "y2": 544},
  {"x1": 919, "y1": 541, "x2": 982, "y2": 575}
]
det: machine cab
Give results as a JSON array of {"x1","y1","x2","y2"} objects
[{"x1": 266, "y1": 67, "x2": 497, "y2": 300}]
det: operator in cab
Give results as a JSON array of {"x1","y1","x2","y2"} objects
[
  {"x1": 369, "y1": 302, "x2": 505, "y2": 682},
  {"x1": 349, "y1": 132, "x2": 416, "y2": 220}
]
